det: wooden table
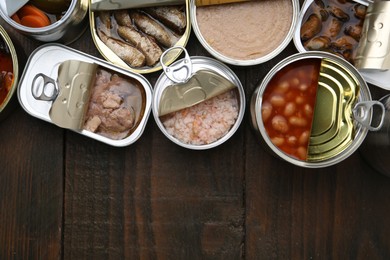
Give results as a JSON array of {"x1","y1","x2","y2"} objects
[{"x1": 1, "y1": 8, "x2": 390, "y2": 259}]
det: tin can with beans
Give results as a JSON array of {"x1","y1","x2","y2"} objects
[{"x1": 250, "y1": 51, "x2": 384, "y2": 168}]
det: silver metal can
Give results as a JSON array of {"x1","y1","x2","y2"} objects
[
  {"x1": 190, "y1": 0, "x2": 299, "y2": 66},
  {"x1": 293, "y1": 0, "x2": 390, "y2": 90},
  {"x1": 153, "y1": 47, "x2": 245, "y2": 150},
  {"x1": 250, "y1": 51, "x2": 383, "y2": 168},
  {"x1": 18, "y1": 43, "x2": 153, "y2": 147},
  {"x1": 0, "y1": 0, "x2": 88, "y2": 44}
]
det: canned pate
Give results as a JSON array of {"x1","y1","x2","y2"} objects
[
  {"x1": 0, "y1": 25, "x2": 21, "y2": 121},
  {"x1": 18, "y1": 43, "x2": 152, "y2": 147},
  {"x1": 190, "y1": 0, "x2": 299, "y2": 66},
  {"x1": 250, "y1": 51, "x2": 383, "y2": 168},
  {"x1": 89, "y1": 0, "x2": 191, "y2": 74},
  {"x1": 0, "y1": 0, "x2": 88, "y2": 44},
  {"x1": 153, "y1": 47, "x2": 245, "y2": 150},
  {"x1": 293, "y1": 0, "x2": 390, "y2": 90}
]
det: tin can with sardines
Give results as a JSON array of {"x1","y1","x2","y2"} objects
[
  {"x1": 191, "y1": 0, "x2": 299, "y2": 66},
  {"x1": 0, "y1": 0, "x2": 88, "y2": 44},
  {"x1": 250, "y1": 51, "x2": 384, "y2": 168},
  {"x1": 18, "y1": 43, "x2": 152, "y2": 147},
  {"x1": 89, "y1": 0, "x2": 191, "y2": 74},
  {"x1": 153, "y1": 46, "x2": 245, "y2": 150}
]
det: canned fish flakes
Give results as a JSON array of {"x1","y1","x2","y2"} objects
[
  {"x1": 153, "y1": 47, "x2": 245, "y2": 150},
  {"x1": 18, "y1": 44, "x2": 152, "y2": 147},
  {"x1": 250, "y1": 51, "x2": 384, "y2": 168}
]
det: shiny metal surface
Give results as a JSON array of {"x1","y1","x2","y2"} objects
[
  {"x1": 308, "y1": 58, "x2": 360, "y2": 162},
  {"x1": 17, "y1": 43, "x2": 153, "y2": 147},
  {"x1": 153, "y1": 55, "x2": 245, "y2": 150},
  {"x1": 0, "y1": 0, "x2": 88, "y2": 44},
  {"x1": 250, "y1": 51, "x2": 373, "y2": 168},
  {"x1": 355, "y1": 0, "x2": 390, "y2": 70}
]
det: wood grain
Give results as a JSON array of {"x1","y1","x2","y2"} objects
[{"x1": 0, "y1": 110, "x2": 64, "y2": 259}]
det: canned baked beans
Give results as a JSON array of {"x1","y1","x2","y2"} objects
[{"x1": 250, "y1": 51, "x2": 383, "y2": 168}]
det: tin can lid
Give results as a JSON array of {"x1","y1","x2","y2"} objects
[
  {"x1": 308, "y1": 58, "x2": 360, "y2": 162},
  {"x1": 355, "y1": 0, "x2": 390, "y2": 90}
]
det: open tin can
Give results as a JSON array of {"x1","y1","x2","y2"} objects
[
  {"x1": 0, "y1": 25, "x2": 21, "y2": 121},
  {"x1": 89, "y1": 0, "x2": 191, "y2": 74},
  {"x1": 153, "y1": 47, "x2": 245, "y2": 150},
  {"x1": 0, "y1": 0, "x2": 89, "y2": 44},
  {"x1": 190, "y1": 0, "x2": 299, "y2": 66},
  {"x1": 18, "y1": 43, "x2": 152, "y2": 147},
  {"x1": 293, "y1": 0, "x2": 390, "y2": 90},
  {"x1": 250, "y1": 51, "x2": 384, "y2": 168}
]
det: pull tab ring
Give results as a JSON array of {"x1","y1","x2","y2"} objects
[
  {"x1": 353, "y1": 101, "x2": 385, "y2": 131},
  {"x1": 160, "y1": 46, "x2": 193, "y2": 84},
  {"x1": 31, "y1": 73, "x2": 59, "y2": 101}
]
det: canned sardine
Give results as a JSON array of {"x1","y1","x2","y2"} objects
[
  {"x1": 18, "y1": 44, "x2": 152, "y2": 147},
  {"x1": 153, "y1": 47, "x2": 245, "y2": 150},
  {"x1": 0, "y1": 0, "x2": 88, "y2": 44},
  {"x1": 190, "y1": 0, "x2": 299, "y2": 66},
  {"x1": 250, "y1": 51, "x2": 384, "y2": 168},
  {"x1": 89, "y1": 0, "x2": 191, "y2": 74},
  {"x1": 0, "y1": 25, "x2": 20, "y2": 121}
]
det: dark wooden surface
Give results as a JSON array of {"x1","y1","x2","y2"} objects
[{"x1": 1, "y1": 10, "x2": 390, "y2": 259}]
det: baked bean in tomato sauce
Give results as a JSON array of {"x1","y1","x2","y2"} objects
[
  {"x1": 261, "y1": 58, "x2": 321, "y2": 160},
  {"x1": 0, "y1": 50, "x2": 13, "y2": 105}
]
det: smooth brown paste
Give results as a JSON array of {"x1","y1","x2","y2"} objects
[{"x1": 196, "y1": 0, "x2": 293, "y2": 60}]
